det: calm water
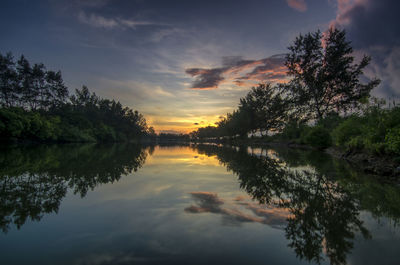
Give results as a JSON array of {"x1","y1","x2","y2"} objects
[{"x1": 1, "y1": 143, "x2": 400, "y2": 265}]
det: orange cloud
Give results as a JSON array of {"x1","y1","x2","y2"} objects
[{"x1": 185, "y1": 54, "x2": 287, "y2": 90}]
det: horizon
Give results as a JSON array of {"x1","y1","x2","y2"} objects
[{"x1": 1, "y1": 0, "x2": 399, "y2": 133}]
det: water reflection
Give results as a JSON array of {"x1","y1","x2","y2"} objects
[
  {"x1": 185, "y1": 191, "x2": 290, "y2": 228},
  {"x1": 0, "y1": 144, "x2": 149, "y2": 233},
  {"x1": 190, "y1": 144, "x2": 400, "y2": 265},
  {"x1": 1, "y1": 143, "x2": 400, "y2": 265}
]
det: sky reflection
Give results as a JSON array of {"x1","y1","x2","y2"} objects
[{"x1": 1, "y1": 144, "x2": 400, "y2": 265}]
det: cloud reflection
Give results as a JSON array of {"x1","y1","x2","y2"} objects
[{"x1": 185, "y1": 192, "x2": 289, "y2": 228}]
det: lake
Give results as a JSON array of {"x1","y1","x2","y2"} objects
[{"x1": 1, "y1": 143, "x2": 399, "y2": 265}]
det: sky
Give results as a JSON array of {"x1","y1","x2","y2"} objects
[{"x1": 1, "y1": 0, "x2": 399, "y2": 133}]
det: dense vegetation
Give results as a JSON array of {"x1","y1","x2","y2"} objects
[
  {"x1": 275, "y1": 99, "x2": 400, "y2": 156},
  {"x1": 191, "y1": 28, "x2": 400, "y2": 159},
  {"x1": 0, "y1": 53, "x2": 153, "y2": 142}
]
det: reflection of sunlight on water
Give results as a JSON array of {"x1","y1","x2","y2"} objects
[
  {"x1": 146, "y1": 146, "x2": 220, "y2": 167},
  {"x1": 246, "y1": 147, "x2": 280, "y2": 161}
]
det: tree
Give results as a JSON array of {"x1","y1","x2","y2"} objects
[
  {"x1": 32, "y1": 63, "x2": 47, "y2": 109},
  {"x1": 239, "y1": 83, "x2": 287, "y2": 134},
  {"x1": 16, "y1": 55, "x2": 36, "y2": 109},
  {"x1": 285, "y1": 28, "x2": 380, "y2": 121},
  {"x1": 46, "y1": 70, "x2": 68, "y2": 108},
  {"x1": 0, "y1": 53, "x2": 18, "y2": 107}
]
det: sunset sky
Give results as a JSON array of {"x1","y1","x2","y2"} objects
[{"x1": 1, "y1": 0, "x2": 399, "y2": 133}]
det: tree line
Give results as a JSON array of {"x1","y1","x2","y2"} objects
[
  {"x1": 191, "y1": 28, "x2": 380, "y2": 140},
  {"x1": 0, "y1": 53, "x2": 153, "y2": 142},
  {"x1": 190, "y1": 28, "x2": 400, "y2": 158}
]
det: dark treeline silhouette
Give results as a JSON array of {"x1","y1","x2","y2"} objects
[
  {"x1": 0, "y1": 143, "x2": 150, "y2": 232},
  {"x1": 189, "y1": 29, "x2": 400, "y2": 160},
  {"x1": 158, "y1": 133, "x2": 190, "y2": 143},
  {"x1": 191, "y1": 144, "x2": 400, "y2": 265},
  {"x1": 0, "y1": 53, "x2": 153, "y2": 142}
]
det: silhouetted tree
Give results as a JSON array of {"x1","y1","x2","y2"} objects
[
  {"x1": 0, "y1": 53, "x2": 18, "y2": 107},
  {"x1": 239, "y1": 83, "x2": 287, "y2": 134},
  {"x1": 285, "y1": 28, "x2": 380, "y2": 121}
]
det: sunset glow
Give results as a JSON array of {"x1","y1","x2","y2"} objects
[{"x1": 1, "y1": 0, "x2": 398, "y2": 133}]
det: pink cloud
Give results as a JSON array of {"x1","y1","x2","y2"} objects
[
  {"x1": 286, "y1": 0, "x2": 307, "y2": 12},
  {"x1": 185, "y1": 54, "x2": 287, "y2": 90}
]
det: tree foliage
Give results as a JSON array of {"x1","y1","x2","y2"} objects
[
  {"x1": 0, "y1": 52, "x2": 151, "y2": 142},
  {"x1": 285, "y1": 28, "x2": 380, "y2": 121},
  {"x1": 239, "y1": 83, "x2": 287, "y2": 133}
]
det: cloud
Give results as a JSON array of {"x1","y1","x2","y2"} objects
[
  {"x1": 97, "y1": 78, "x2": 174, "y2": 101},
  {"x1": 150, "y1": 28, "x2": 186, "y2": 42},
  {"x1": 286, "y1": 0, "x2": 307, "y2": 12},
  {"x1": 78, "y1": 11, "x2": 118, "y2": 29},
  {"x1": 329, "y1": 0, "x2": 400, "y2": 99},
  {"x1": 78, "y1": 11, "x2": 161, "y2": 30},
  {"x1": 362, "y1": 46, "x2": 400, "y2": 98},
  {"x1": 235, "y1": 54, "x2": 288, "y2": 84},
  {"x1": 185, "y1": 54, "x2": 287, "y2": 90},
  {"x1": 71, "y1": 0, "x2": 111, "y2": 8},
  {"x1": 185, "y1": 192, "x2": 224, "y2": 213},
  {"x1": 330, "y1": 0, "x2": 400, "y2": 48},
  {"x1": 185, "y1": 68, "x2": 225, "y2": 89}
]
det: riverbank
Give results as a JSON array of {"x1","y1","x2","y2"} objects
[
  {"x1": 271, "y1": 142, "x2": 399, "y2": 180},
  {"x1": 192, "y1": 137, "x2": 400, "y2": 181}
]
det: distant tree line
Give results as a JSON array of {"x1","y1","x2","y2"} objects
[
  {"x1": 190, "y1": 28, "x2": 400, "y2": 157},
  {"x1": 0, "y1": 52, "x2": 153, "y2": 142}
]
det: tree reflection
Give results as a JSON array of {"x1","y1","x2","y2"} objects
[
  {"x1": 192, "y1": 144, "x2": 396, "y2": 265},
  {"x1": 0, "y1": 144, "x2": 149, "y2": 233}
]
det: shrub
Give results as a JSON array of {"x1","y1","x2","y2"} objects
[
  {"x1": 317, "y1": 112, "x2": 343, "y2": 131},
  {"x1": 0, "y1": 108, "x2": 27, "y2": 138},
  {"x1": 332, "y1": 116, "x2": 363, "y2": 146},
  {"x1": 347, "y1": 136, "x2": 364, "y2": 150},
  {"x1": 281, "y1": 120, "x2": 310, "y2": 142},
  {"x1": 385, "y1": 127, "x2": 400, "y2": 155},
  {"x1": 304, "y1": 126, "x2": 332, "y2": 149}
]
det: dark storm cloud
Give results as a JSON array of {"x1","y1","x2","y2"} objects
[
  {"x1": 331, "y1": 0, "x2": 400, "y2": 98},
  {"x1": 332, "y1": 0, "x2": 400, "y2": 48},
  {"x1": 185, "y1": 68, "x2": 225, "y2": 89},
  {"x1": 185, "y1": 54, "x2": 287, "y2": 89}
]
